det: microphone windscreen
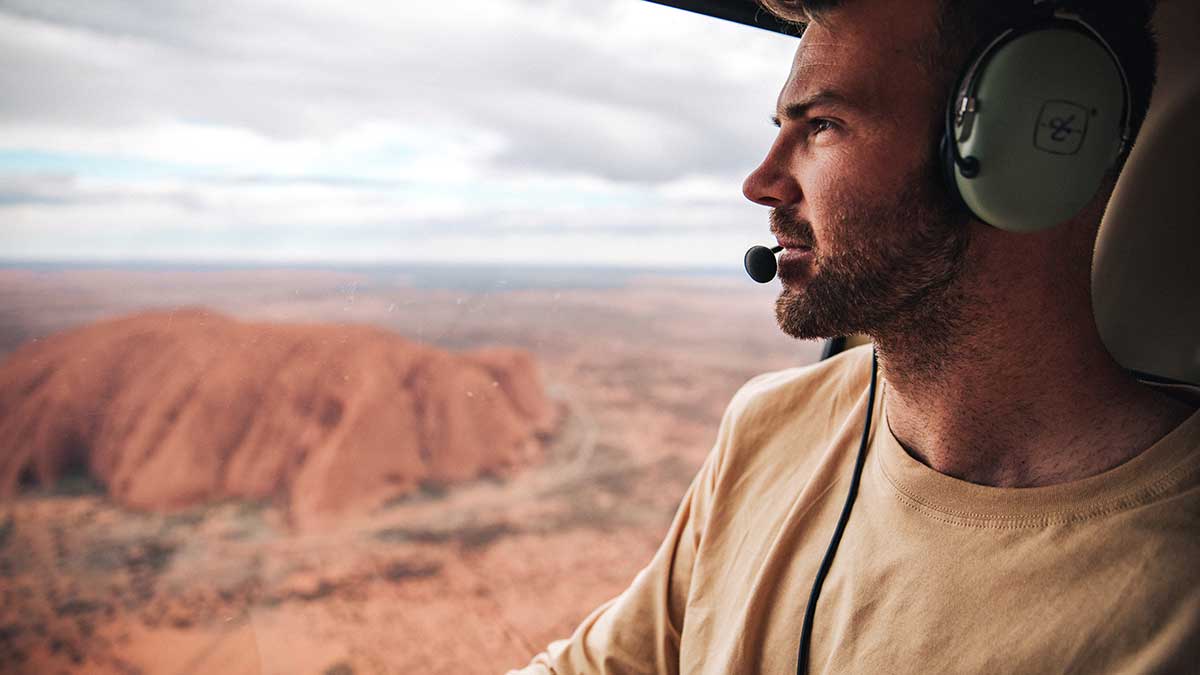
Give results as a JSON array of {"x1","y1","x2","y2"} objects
[{"x1": 744, "y1": 245, "x2": 778, "y2": 283}]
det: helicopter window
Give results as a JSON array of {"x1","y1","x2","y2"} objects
[{"x1": 0, "y1": 1, "x2": 813, "y2": 672}]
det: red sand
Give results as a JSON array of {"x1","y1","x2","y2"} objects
[{"x1": 0, "y1": 270, "x2": 814, "y2": 673}]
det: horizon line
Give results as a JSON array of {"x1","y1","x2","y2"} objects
[{"x1": 0, "y1": 257, "x2": 743, "y2": 275}]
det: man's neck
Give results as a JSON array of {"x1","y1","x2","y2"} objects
[{"x1": 875, "y1": 226, "x2": 1195, "y2": 488}]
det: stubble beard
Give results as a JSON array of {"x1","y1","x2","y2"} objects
[{"x1": 773, "y1": 161, "x2": 972, "y2": 344}]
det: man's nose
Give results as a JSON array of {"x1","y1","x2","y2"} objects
[{"x1": 742, "y1": 140, "x2": 800, "y2": 207}]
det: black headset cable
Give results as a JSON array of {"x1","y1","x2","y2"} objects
[{"x1": 795, "y1": 348, "x2": 879, "y2": 674}]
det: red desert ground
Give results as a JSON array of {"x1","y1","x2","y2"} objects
[{"x1": 0, "y1": 266, "x2": 813, "y2": 673}]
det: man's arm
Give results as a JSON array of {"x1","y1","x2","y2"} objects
[{"x1": 507, "y1": 389, "x2": 742, "y2": 674}]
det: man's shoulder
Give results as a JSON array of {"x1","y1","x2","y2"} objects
[
  {"x1": 710, "y1": 344, "x2": 875, "y2": 478},
  {"x1": 688, "y1": 344, "x2": 876, "y2": 539},
  {"x1": 727, "y1": 343, "x2": 874, "y2": 428}
]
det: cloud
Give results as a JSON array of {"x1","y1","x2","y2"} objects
[{"x1": 0, "y1": 0, "x2": 798, "y2": 264}]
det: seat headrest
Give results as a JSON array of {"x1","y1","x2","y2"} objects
[{"x1": 1094, "y1": 0, "x2": 1200, "y2": 385}]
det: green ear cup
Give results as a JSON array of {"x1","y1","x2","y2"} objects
[{"x1": 950, "y1": 26, "x2": 1127, "y2": 233}]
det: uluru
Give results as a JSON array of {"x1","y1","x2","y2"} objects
[{"x1": 0, "y1": 308, "x2": 559, "y2": 528}]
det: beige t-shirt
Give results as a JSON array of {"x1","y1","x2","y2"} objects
[{"x1": 510, "y1": 345, "x2": 1200, "y2": 674}]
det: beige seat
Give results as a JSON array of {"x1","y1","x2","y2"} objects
[{"x1": 1094, "y1": 0, "x2": 1200, "y2": 385}]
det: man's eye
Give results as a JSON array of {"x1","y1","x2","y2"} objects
[{"x1": 809, "y1": 118, "x2": 835, "y2": 135}]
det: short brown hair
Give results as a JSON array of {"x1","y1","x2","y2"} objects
[{"x1": 758, "y1": 0, "x2": 1158, "y2": 155}]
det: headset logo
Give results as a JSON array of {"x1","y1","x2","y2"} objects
[{"x1": 1035, "y1": 100, "x2": 1089, "y2": 155}]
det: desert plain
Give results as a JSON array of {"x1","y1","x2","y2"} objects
[{"x1": 0, "y1": 262, "x2": 820, "y2": 674}]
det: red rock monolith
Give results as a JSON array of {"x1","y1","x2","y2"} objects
[{"x1": 0, "y1": 308, "x2": 557, "y2": 528}]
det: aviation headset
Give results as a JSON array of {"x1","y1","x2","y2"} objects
[
  {"x1": 941, "y1": 3, "x2": 1132, "y2": 232},
  {"x1": 796, "y1": 3, "x2": 1134, "y2": 673}
]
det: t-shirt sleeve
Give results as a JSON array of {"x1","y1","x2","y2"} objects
[{"x1": 505, "y1": 383, "x2": 746, "y2": 675}]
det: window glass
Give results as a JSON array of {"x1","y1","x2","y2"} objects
[{"x1": 0, "y1": 1, "x2": 814, "y2": 671}]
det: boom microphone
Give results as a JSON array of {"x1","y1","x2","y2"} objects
[{"x1": 744, "y1": 245, "x2": 783, "y2": 283}]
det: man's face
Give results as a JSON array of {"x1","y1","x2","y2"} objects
[{"x1": 742, "y1": 0, "x2": 972, "y2": 340}]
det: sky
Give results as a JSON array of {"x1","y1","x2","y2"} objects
[{"x1": 0, "y1": 0, "x2": 800, "y2": 268}]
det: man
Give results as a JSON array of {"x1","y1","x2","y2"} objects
[{"x1": 512, "y1": 0, "x2": 1199, "y2": 672}]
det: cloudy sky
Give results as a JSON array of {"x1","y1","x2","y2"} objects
[{"x1": 0, "y1": 0, "x2": 799, "y2": 267}]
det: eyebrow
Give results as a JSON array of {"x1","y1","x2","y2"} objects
[{"x1": 771, "y1": 90, "x2": 856, "y2": 126}]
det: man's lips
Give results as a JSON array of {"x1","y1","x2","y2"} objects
[
  {"x1": 775, "y1": 239, "x2": 812, "y2": 252},
  {"x1": 776, "y1": 240, "x2": 814, "y2": 283}
]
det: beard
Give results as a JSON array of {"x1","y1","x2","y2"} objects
[{"x1": 773, "y1": 159, "x2": 972, "y2": 341}]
